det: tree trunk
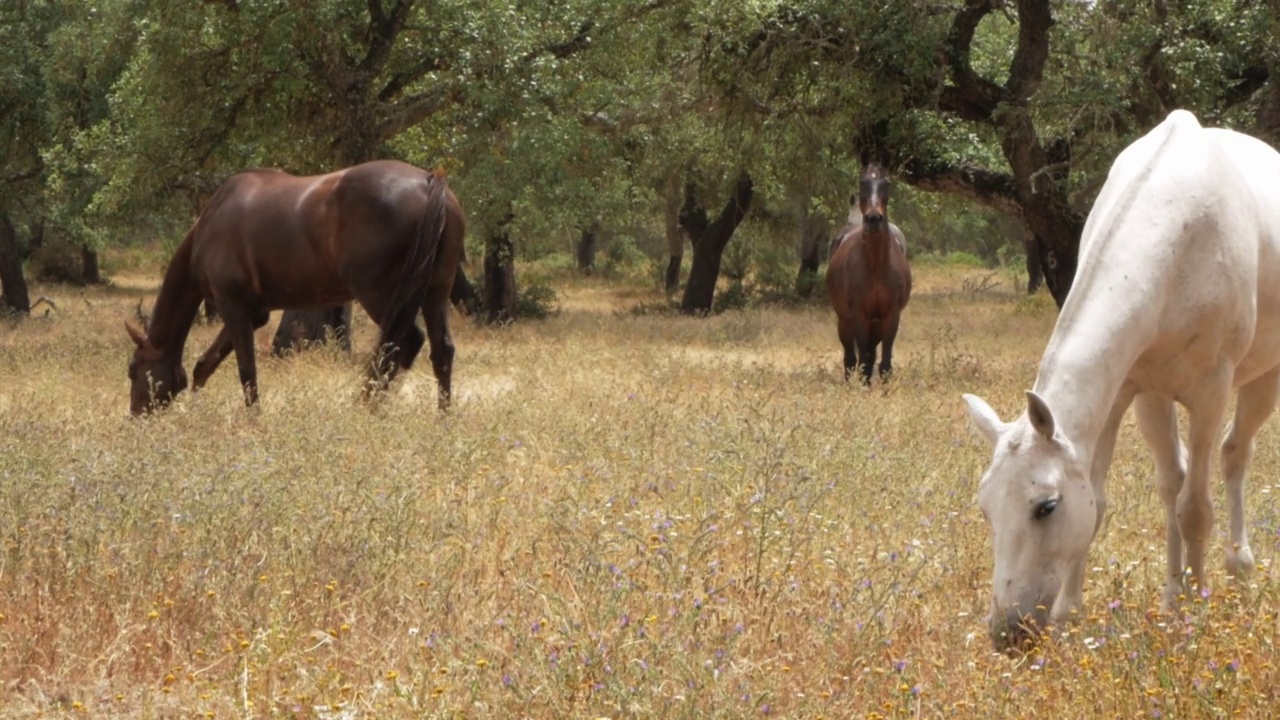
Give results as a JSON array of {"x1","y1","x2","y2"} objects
[
  {"x1": 271, "y1": 304, "x2": 353, "y2": 356},
  {"x1": 483, "y1": 227, "x2": 516, "y2": 324},
  {"x1": 1257, "y1": 73, "x2": 1280, "y2": 146},
  {"x1": 663, "y1": 176, "x2": 684, "y2": 293},
  {"x1": 679, "y1": 173, "x2": 754, "y2": 315},
  {"x1": 1024, "y1": 230, "x2": 1044, "y2": 294},
  {"x1": 81, "y1": 244, "x2": 103, "y2": 285},
  {"x1": 0, "y1": 213, "x2": 31, "y2": 313},
  {"x1": 795, "y1": 204, "x2": 827, "y2": 299},
  {"x1": 576, "y1": 223, "x2": 598, "y2": 273},
  {"x1": 28, "y1": 218, "x2": 44, "y2": 254},
  {"x1": 664, "y1": 256, "x2": 681, "y2": 294},
  {"x1": 1019, "y1": 193, "x2": 1080, "y2": 307},
  {"x1": 270, "y1": 308, "x2": 350, "y2": 354}
]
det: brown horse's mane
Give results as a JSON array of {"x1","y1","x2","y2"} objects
[{"x1": 138, "y1": 232, "x2": 203, "y2": 359}]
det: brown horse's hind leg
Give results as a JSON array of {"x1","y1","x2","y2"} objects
[
  {"x1": 366, "y1": 320, "x2": 424, "y2": 395},
  {"x1": 423, "y1": 297, "x2": 455, "y2": 410}
]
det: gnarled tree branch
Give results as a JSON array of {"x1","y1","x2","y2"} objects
[{"x1": 898, "y1": 156, "x2": 1023, "y2": 219}]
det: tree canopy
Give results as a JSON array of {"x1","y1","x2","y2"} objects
[{"x1": 2, "y1": 0, "x2": 1276, "y2": 313}]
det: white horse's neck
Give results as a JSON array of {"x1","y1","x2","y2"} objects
[
  {"x1": 1032, "y1": 299, "x2": 1147, "y2": 455},
  {"x1": 1030, "y1": 212, "x2": 1168, "y2": 454},
  {"x1": 1027, "y1": 110, "x2": 1212, "y2": 457}
]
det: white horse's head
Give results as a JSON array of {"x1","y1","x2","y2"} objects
[{"x1": 963, "y1": 391, "x2": 1097, "y2": 653}]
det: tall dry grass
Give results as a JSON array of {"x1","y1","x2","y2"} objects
[{"x1": 1, "y1": 266, "x2": 1279, "y2": 718}]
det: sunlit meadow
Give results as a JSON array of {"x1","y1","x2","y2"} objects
[{"x1": 3, "y1": 258, "x2": 1280, "y2": 719}]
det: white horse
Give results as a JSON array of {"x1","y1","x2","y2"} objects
[{"x1": 963, "y1": 109, "x2": 1280, "y2": 652}]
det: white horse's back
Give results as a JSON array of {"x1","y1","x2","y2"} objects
[
  {"x1": 1203, "y1": 127, "x2": 1280, "y2": 385},
  {"x1": 1049, "y1": 110, "x2": 1280, "y2": 397}
]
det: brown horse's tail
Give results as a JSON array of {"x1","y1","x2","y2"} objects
[{"x1": 384, "y1": 171, "x2": 451, "y2": 336}]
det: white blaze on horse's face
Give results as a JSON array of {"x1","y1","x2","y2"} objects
[
  {"x1": 858, "y1": 164, "x2": 890, "y2": 227},
  {"x1": 964, "y1": 391, "x2": 1097, "y2": 652}
]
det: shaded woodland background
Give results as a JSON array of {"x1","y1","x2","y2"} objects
[{"x1": 3, "y1": 0, "x2": 1278, "y2": 325}]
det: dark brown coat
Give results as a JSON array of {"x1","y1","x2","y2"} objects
[{"x1": 126, "y1": 160, "x2": 466, "y2": 414}]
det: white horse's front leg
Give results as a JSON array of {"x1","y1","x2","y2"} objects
[
  {"x1": 1221, "y1": 368, "x2": 1280, "y2": 578},
  {"x1": 1054, "y1": 389, "x2": 1133, "y2": 623},
  {"x1": 1088, "y1": 389, "x2": 1135, "y2": 540},
  {"x1": 1134, "y1": 393, "x2": 1186, "y2": 609},
  {"x1": 1051, "y1": 558, "x2": 1088, "y2": 629}
]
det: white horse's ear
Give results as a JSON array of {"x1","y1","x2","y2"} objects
[
  {"x1": 962, "y1": 393, "x2": 1007, "y2": 445},
  {"x1": 1025, "y1": 390, "x2": 1056, "y2": 442}
]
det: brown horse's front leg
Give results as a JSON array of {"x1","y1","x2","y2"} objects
[
  {"x1": 879, "y1": 314, "x2": 903, "y2": 381},
  {"x1": 224, "y1": 316, "x2": 260, "y2": 406},
  {"x1": 856, "y1": 336, "x2": 876, "y2": 386},
  {"x1": 192, "y1": 326, "x2": 235, "y2": 390},
  {"x1": 837, "y1": 318, "x2": 859, "y2": 382}
]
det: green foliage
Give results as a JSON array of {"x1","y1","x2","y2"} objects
[
  {"x1": 523, "y1": 252, "x2": 579, "y2": 278},
  {"x1": 600, "y1": 234, "x2": 651, "y2": 279},
  {"x1": 513, "y1": 279, "x2": 560, "y2": 321},
  {"x1": 892, "y1": 185, "x2": 1020, "y2": 263},
  {"x1": 712, "y1": 279, "x2": 750, "y2": 313},
  {"x1": 748, "y1": 235, "x2": 801, "y2": 302},
  {"x1": 942, "y1": 252, "x2": 985, "y2": 268},
  {"x1": 910, "y1": 251, "x2": 994, "y2": 269},
  {"x1": 0, "y1": 0, "x2": 59, "y2": 235},
  {"x1": 2, "y1": 0, "x2": 1277, "y2": 312}
]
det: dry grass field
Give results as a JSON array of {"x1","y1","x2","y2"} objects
[{"x1": 3, "y1": 261, "x2": 1280, "y2": 719}]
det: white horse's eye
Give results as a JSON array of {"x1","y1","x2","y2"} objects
[{"x1": 1034, "y1": 497, "x2": 1059, "y2": 520}]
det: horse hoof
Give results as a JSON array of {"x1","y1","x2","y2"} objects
[
  {"x1": 1226, "y1": 546, "x2": 1255, "y2": 578},
  {"x1": 1160, "y1": 582, "x2": 1184, "y2": 613}
]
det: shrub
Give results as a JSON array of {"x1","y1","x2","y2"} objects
[
  {"x1": 751, "y1": 239, "x2": 801, "y2": 302},
  {"x1": 515, "y1": 278, "x2": 560, "y2": 320}
]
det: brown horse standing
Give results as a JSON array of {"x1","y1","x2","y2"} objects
[
  {"x1": 826, "y1": 157, "x2": 912, "y2": 384},
  {"x1": 126, "y1": 160, "x2": 465, "y2": 415}
]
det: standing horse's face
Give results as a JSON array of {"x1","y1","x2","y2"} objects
[
  {"x1": 963, "y1": 392, "x2": 1097, "y2": 654},
  {"x1": 126, "y1": 322, "x2": 188, "y2": 416},
  {"x1": 858, "y1": 164, "x2": 891, "y2": 228}
]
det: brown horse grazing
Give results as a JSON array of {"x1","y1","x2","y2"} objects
[
  {"x1": 125, "y1": 160, "x2": 466, "y2": 415},
  {"x1": 825, "y1": 158, "x2": 912, "y2": 384}
]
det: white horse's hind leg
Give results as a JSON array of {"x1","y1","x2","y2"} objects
[
  {"x1": 1221, "y1": 368, "x2": 1280, "y2": 578},
  {"x1": 1134, "y1": 393, "x2": 1187, "y2": 610},
  {"x1": 1180, "y1": 369, "x2": 1234, "y2": 593}
]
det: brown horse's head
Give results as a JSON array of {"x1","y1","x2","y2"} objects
[
  {"x1": 126, "y1": 322, "x2": 188, "y2": 415},
  {"x1": 858, "y1": 161, "x2": 891, "y2": 230}
]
